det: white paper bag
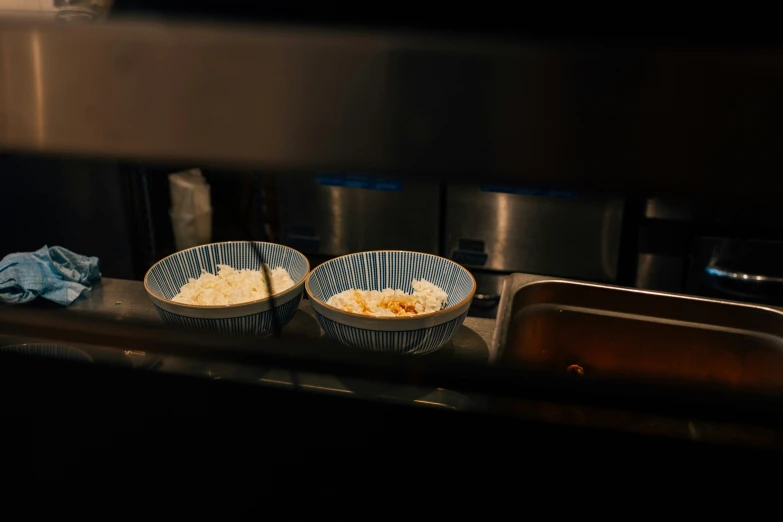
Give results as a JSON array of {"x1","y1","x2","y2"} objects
[{"x1": 168, "y1": 168, "x2": 212, "y2": 251}]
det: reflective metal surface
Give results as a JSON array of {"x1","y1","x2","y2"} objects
[
  {"x1": 644, "y1": 197, "x2": 692, "y2": 221},
  {"x1": 634, "y1": 253, "x2": 684, "y2": 292},
  {"x1": 493, "y1": 273, "x2": 783, "y2": 391},
  {"x1": 3, "y1": 20, "x2": 783, "y2": 192},
  {"x1": 277, "y1": 175, "x2": 439, "y2": 256},
  {"x1": 468, "y1": 270, "x2": 506, "y2": 318},
  {"x1": 0, "y1": 0, "x2": 113, "y2": 20},
  {"x1": 227, "y1": 368, "x2": 479, "y2": 411},
  {"x1": 0, "y1": 277, "x2": 492, "y2": 410},
  {"x1": 634, "y1": 197, "x2": 692, "y2": 292},
  {"x1": 489, "y1": 395, "x2": 783, "y2": 451},
  {"x1": 8, "y1": 275, "x2": 783, "y2": 451},
  {"x1": 445, "y1": 184, "x2": 624, "y2": 281}
]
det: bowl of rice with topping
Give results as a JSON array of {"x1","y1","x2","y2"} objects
[
  {"x1": 144, "y1": 241, "x2": 309, "y2": 336},
  {"x1": 306, "y1": 251, "x2": 476, "y2": 355}
]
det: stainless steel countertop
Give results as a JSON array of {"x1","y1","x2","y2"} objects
[
  {"x1": 67, "y1": 278, "x2": 495, "y2": 363},
  {"x1": 1, "y1": 278, "x2": 496, "y2": 410},
  {"x1": 7, "y1": 277, "x2": 783, "y2": 448}
]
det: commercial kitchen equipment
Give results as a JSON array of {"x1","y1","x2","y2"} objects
[
  {"x1": 277, "y1": 173, "x2": 440, "y2": 262},
  {"x1": 445, "y1": 183, "x2": 625, "y2": 315}
]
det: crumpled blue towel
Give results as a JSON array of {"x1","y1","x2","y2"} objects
[{"x1": 0, "y1": 246, "x2": 101, "y2": 306}]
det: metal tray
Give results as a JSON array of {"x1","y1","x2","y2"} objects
[{"x1": 491, "y1": 273, "x2": 783, "y2": 392}]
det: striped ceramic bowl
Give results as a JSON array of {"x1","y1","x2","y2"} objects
[
  {"x1": 144, "y1": 242, "x2": 309, "y2": 336},
  {"x1": 306, "y1": 251, "x2": 476, "y2": 355}
]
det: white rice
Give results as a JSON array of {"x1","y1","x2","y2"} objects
[
  {"x1": 326, "y1": 279, "x2": 448, "y2": 317},
  {"x1": 172, "y1": 264, "x2": 295, "y2": 306}
]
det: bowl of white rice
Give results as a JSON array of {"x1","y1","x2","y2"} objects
[
  {"x1": 144, "y1": 242, "x2": 309, "y2": 336},
  {"x1": 306, "y1": 251, "x2": 476, "y2": 355}
]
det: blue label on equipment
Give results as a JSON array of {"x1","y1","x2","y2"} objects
[
  {"x1": 316, "y1": 173, "x2": 403, "y2": 192},
  {"x1": 480, "y1": 184, "x2": 578, "y2": 199}
]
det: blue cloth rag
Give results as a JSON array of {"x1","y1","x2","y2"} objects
[{"x1": 0, "y1": 246, "x2": 101, "y2": 306}]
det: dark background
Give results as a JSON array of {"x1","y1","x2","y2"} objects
[{"x1": 108, "y1": 2, "x2": 783, "y2": 49}]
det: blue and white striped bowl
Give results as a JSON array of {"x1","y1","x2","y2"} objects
[
  {"x1": 144, "y1": 242, "x2": 310, "y2": 336},
  {"x1": 306, "y1": 251, "x2": 476, "y2": 355}
]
